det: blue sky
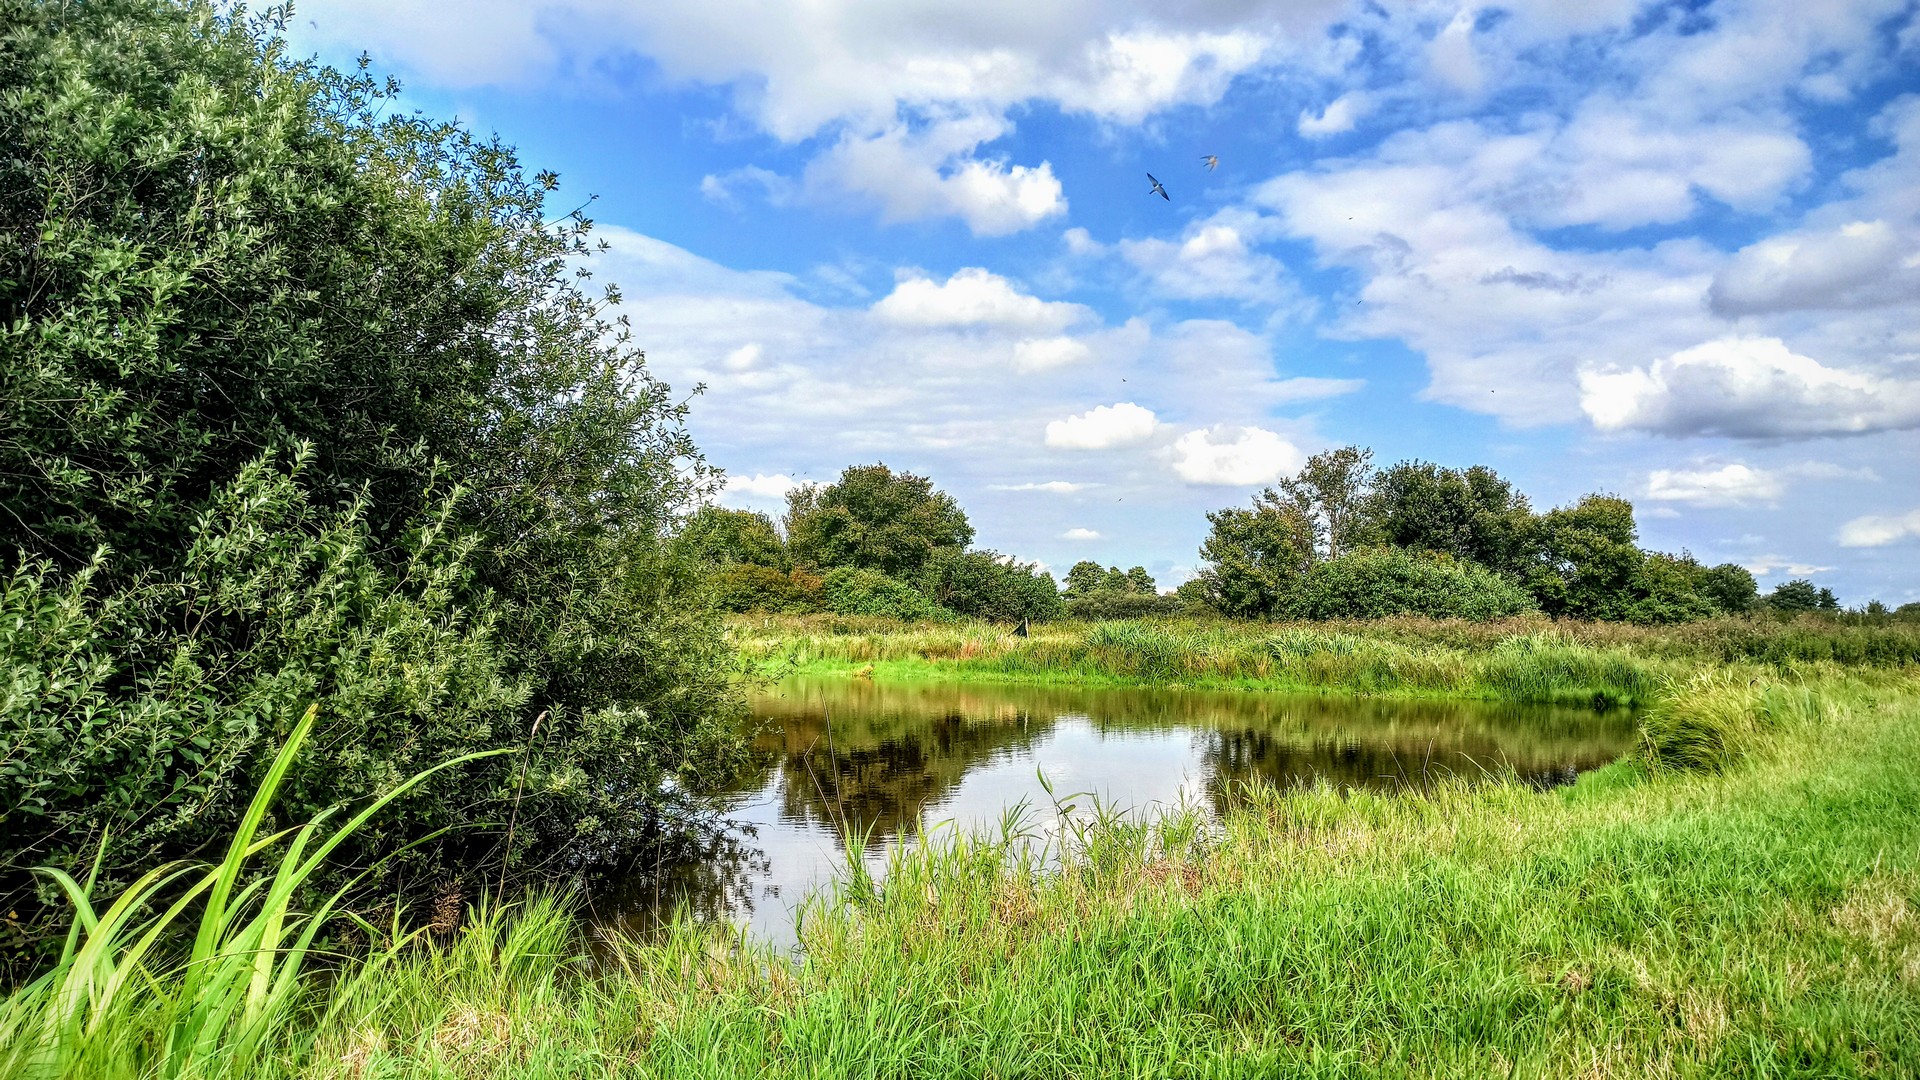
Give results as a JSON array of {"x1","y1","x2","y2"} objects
[{"x1": 291, "y1": 0, "x2": 1920, "y2": 603}]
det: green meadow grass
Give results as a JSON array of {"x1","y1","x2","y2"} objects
[{"x1": 6, "y1": 627, "x2": 1918, "y2": 1078}]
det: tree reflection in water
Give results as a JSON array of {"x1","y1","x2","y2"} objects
[{"x1": 595, "y1": 678, "x2": 1636, "y2": 946}]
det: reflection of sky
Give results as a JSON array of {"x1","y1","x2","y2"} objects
[{"x1": 606, "y1": 684, "x2": 1634, "y2": 951}]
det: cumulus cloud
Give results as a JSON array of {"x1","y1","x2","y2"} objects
[
  {"x1": 1710, "y1": 220, "x2": 1920, "y2": 315},
  {"x1": 1012, "y1": 336, "x2": 1093, "y2": 372},
  {"x1": 1427, "y1": 10, "x2": 1483, "y2": 94},
  {"x1": 1298, "y1": 91, "x2": 1370, "y2": 137},
  {"x1": 1169, "y1": 426, "x2": 1304, "y2": 486},
  {"x1": 1061, "y1": 527, "x2": 1102, "y2": 541},
  {"x1": 1645, "y1": 463, "x2": 1784, "y2": 507},
  {"x1": 1119, "y1": 215, "x2": 1293, "y2": 304},
  {"x1": 990, "y1": 481, "x2": 1096, "y2": 493},
  {"x1": 1045, "y1": 403, "x2": 1159, "y2": 450},
  {"x1": 293, "y1": 1, "x2": 1348, "y2": 230},
  {"x1": 1742, "y1": 554, "x2": 1836, "y2": 578},
  {"x1": 874, "y1": 268, "x2": 1086, "y2": 332},
  {"x1": 1579, "y1": 336, "x2": 1920, "y2": 439},
  {"x1": 806, "y1": 120, "x2": 1068, "y2": 235},
  {"x1": 721, "y1": 472, "x2": 801, "y2": 504},
  {"x1": 1838, "y1": 508, "x2": 1920, "y2": 548}
]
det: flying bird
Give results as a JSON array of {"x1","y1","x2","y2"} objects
[
  {"x1": 1146, "y1": 173, "x2": 1169, "y2": 201},
  {"x1": 1201, "y1": 155, "x2": 1218, "y2": 171}
]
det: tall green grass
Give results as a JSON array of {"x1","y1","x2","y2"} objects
[
  {"x1": 0, "y1": 706, "x2": 507, "y2": 1079},
  {"x1": 738, "y1": 616, "x2": 1675, "y2": 706},
  {"x1": 230, "y1": 673, "x2": 1920, "y2": 1076}
]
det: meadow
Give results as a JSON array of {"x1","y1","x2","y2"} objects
[{"x1": 5, "y1": 617, "x2": 1918, "y2": 1078}]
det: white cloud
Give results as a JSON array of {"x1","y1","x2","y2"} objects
[
  {"x1": 1045, "y1": 403, "x2": 1159, "y2": 450},
  {"x1": 722, "y1": 343, "x2": 763, "y2": 371},
  {"x1": 1427, "y1": 10, "x2": 1483, "y2": 94},
  {"x1": 1742, "y1": 554, "x2": 1835, "y2": 578},
  {"x1": 1169, "y1": 426, "x2": 1304, "y2": 486},
  {"x1": 1061, "y1": 527, "x2": 1102, "y2": 541},
  {"x1": 990, "y1": 481, "x2": 1096, "y2": 493},
  {"x1": 1645, "y1": 463, "x2": 1784, "y2": 507},
  {"x1": 804, "y1": 118, "x2": 1068, "y2": 235},
  {"x1": 1838, "y1": 508, "x2": 1920, "y2": 548},
  {"x1": 1012, "y1": 336, "x2": 1093, "y2": 372},
  {"x1": 1710, "y1": 220, "x2": 1920, "y2": 315},
  {"x1": 721, "y1": 472, "x2": 801, "y2": 505},
  {"x1": 1119, "y1": 215, "x2": 1293, "y2": 304},
  {"x1": 1579, "y1": 336, "x2": 1920, "y2": 439},
  {"x1": 1298, "y1": 91, "x2": 1369, "y2": 138},
  {"x1": 874, "y1": 268, "x2": 1086, "y2": 332}
]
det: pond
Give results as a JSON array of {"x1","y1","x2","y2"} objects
[{"x1": 593, "y1": 677, "x2": 1637, "y2": 949}]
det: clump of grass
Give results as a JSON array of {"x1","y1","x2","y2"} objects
[
  {"x1": 1638, "y1": 669, "x2": 1825, "y2": 771},
  {"x1": 0, "y1": 707, "x2": 506, "y2": 1079}
]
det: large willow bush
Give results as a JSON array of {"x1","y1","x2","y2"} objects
[{"x1": 0, "y1": 0, "x2": 744, "y2": 952}]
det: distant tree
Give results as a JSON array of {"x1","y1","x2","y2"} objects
[
  {"x1": 1866, "y1": 600, "x2": 1889, "y2": 616},
  {"x1": 711, "y1": 564, "x2": 824, "y2": 613},
  {"x1": 1818, "y1": 586, "x2": 1840, "y2": 611},
  {"x1": 1270, "y1": 446, "x2": 1376, "y2": 560},
  {"x1": 1063, "y1": 560, "x2": 1111, "y2": 600},
  {"x1": 1276, "y1": 548, "x2": 1537, "y2": 622},
  {"x1": 1363, "y1": 460, "x2": 1533, "y2": 574},
  {"x1": 1124, "y1": 566, "x2": 1157, "y2": 594},
  {"x1": 1190, "y1": 493, "x2": 1316, "y2": 618},
  {"x1": 784, "y1": 464, "x2": 973, "y2": 579},
  {"x1": 1693, "y1": 562, "x2": 1759, "y2": 615},
  {"x1": 1521, "y1": 495, "x2": 1644, "y2": 620},
  {"x1": 917, "y1": 549, "x2": 1063, "y2": 622},
  {"x1": 1765, "y1": 579, "x2": 1823, "y2": 612},
  {"x1": 677, "y1": 506, "x2": 786, "y2": 569},
  {"x1": 1623, "y1": 553, "x2": 1716, "y2": 624}
]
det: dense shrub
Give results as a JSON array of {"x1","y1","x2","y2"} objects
[
  {"x1": 786, "y1": 465, "x2": 972, "y2": 579},
  {"x1": 4, "y1": 453, "x2": 747, "y2": 952},
  {"x1": 677, "y1": 507, "x2": 787, "y2": 569},
  {"x1": 1277, "y1": 548, "x2": 1537, "y2": 621},
  {"x1": 917, "y1": 549, "x2": 1062, "y2": 623},
  {"x1": 711, "y1": 564, "x2": 824, "y2": 613},
  {"x1": 0, "y1": 0, "x2": 744, "y2": 923},
  {"x1": 821, "y1": 568, "x2": 953, "y2": 621}
]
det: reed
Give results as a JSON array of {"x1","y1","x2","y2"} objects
[{"x1": 0, "y1": 706, "x2": 508, "y2": 1080}]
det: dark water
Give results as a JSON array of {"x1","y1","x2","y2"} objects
[{"x1": 593, "y1": 678, "x2": 1636, "y2": 948}]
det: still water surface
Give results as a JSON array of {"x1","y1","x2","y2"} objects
[{"x1": 596, "y1": 677, "x2": 1636, "y2": 948}]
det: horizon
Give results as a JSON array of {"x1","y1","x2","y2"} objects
[{"x1": 290, "y1": 0, "x2": 1920, "y2": 604}]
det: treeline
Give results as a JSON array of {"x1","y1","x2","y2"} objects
[
  {"x1": 1187, "y1": 447, "x2": 1758, "y2": 623},
  {"x1": 683, "y1": 465, "x2": 1065, "y2": 622},
  {"x1": 704, "y1": 449, "x2": 1898, "y2": 626},
  {"x1": 1, "y1": 0, "x2": 739, "y2": 949}
]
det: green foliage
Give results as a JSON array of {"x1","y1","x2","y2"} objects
[
  {"x1": 1363, "y1": 460, "x2": 1533, "y2": 574},
  {"x1": 0, "y1": 707, "x2": 505, "y2": 1079},
  {"x1": 1267, "y1": 446, "x2": 1376, "y2": 560},
  {"x1": 677, "y1": 507, "x2": 786, "y2": 569},
  {"x1": 1764, "y1": 578, "x2": 1825, "y2": 612},
  {"x1": 1692, "y1": 561, "x2": 1759, "y2": 615},
  {"x1": 0, "y1": 0, "x2": 745, "y2": 921},
  {"x1": 709, "y1": 564, "x2": 824, "y2": 614},
  {"x1": 1276, "y1": 548, "x2": 1538, "y2": 621},
  {"x1": 1189, "y1": 495, "x2": 1315, "y2": 618},
  {"x1": 820, "y1": 568, "x2": 951, "y2": 621},
  {"x1": 1520, "y1": 495, "x2": 1644, "y2": 620},
  {"x1": 1061, "y1": 562, "x2": 1171, "y2": 618},
  {"x1": 785, "y1": 465, "x2": 973, "y2": 579},
  {"x1": 915, "y1": 549, "x2": 1062, "y2": 623}
]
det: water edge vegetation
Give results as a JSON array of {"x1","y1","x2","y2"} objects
[{"x1": 4, "y1": 619, "x2": 1919, "y2": 1077}]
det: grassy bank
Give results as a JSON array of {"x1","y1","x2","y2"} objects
[
  {"x1": 732, "y1": 613, "x2": 1920, "y2": 707},
  {"x1": 7, "y1": 634, "x2": 1919, "y2": 1077}
]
